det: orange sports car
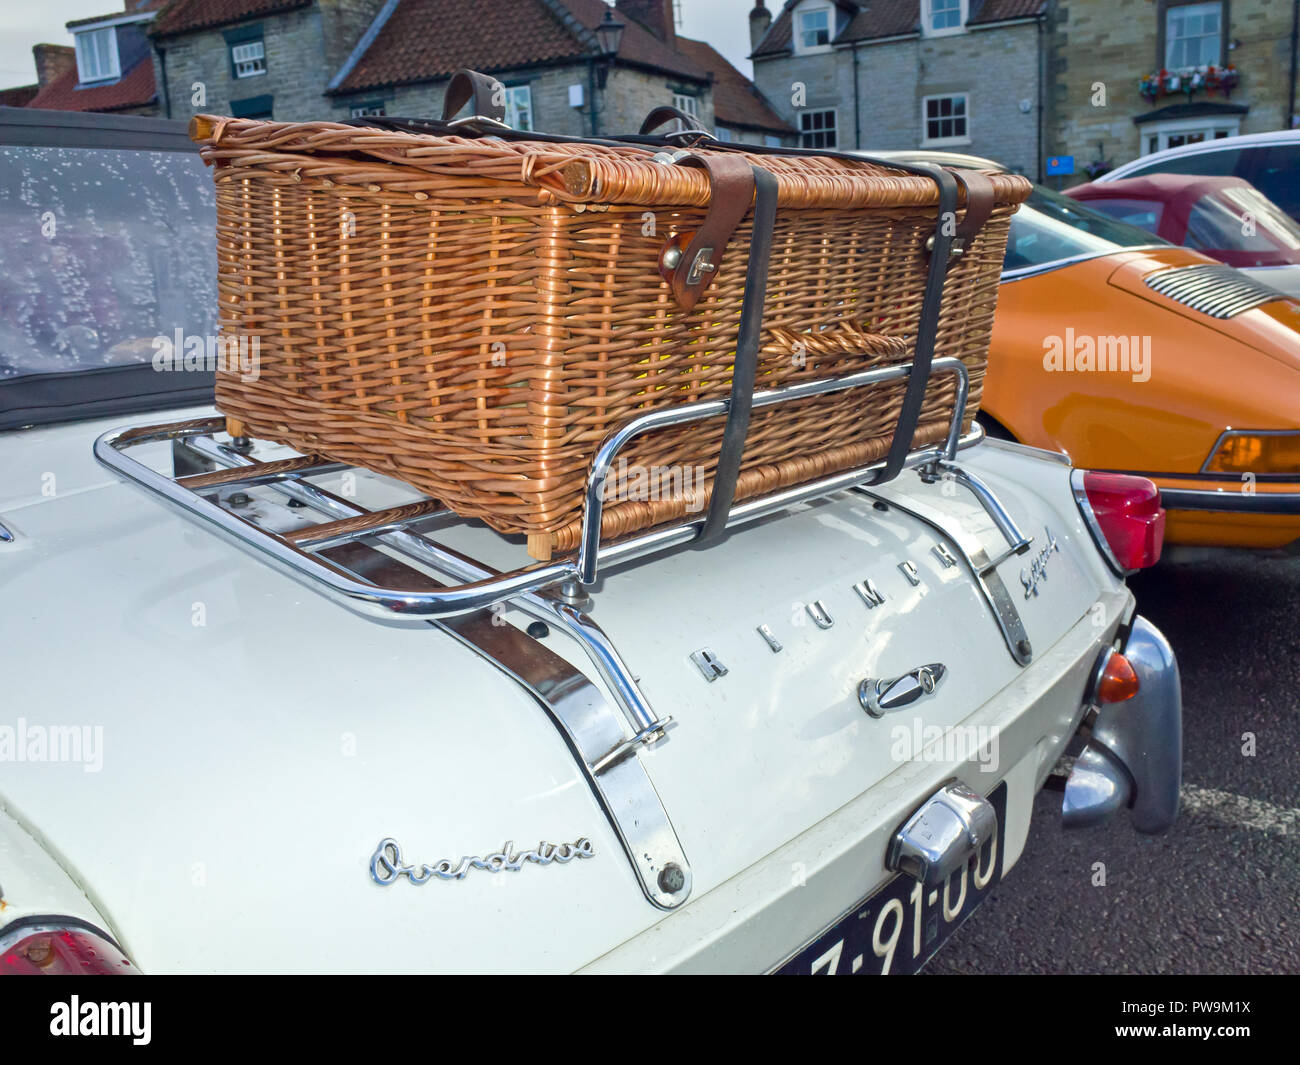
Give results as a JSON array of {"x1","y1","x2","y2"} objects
[{"x1": 876, "y1": 150, "x2": 1300, "y2": 551}]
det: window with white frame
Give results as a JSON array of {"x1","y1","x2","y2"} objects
[
  {"x1": 231, "y1": 39, "x2": 266, "y2": 78},
  {"x1": 671, "y1": 92, "x2": 700, "y2": 131},
  {"x1": 1143, "y1": 116, "x2": 1239, "y2": 154},
  {"x1": 1165, "y1": 2, "x2": 1222, "y2": 68},
  {"x1": 350, "y1": 102, "x2": 386, "y2": 118},
  {"x1": 925, "y1": 0, "x2": 966, "y2": 35},
  {"x1": 799, "y1": 109, "x2": 836, "y2": 149},
  {"x1": 922, "y1": 93, "x2": 969, "y2": 144},
  {"x1": 795, "y1": 5, "x2": 832, "y2": 51},
  {"x1": 75, "y1": 27, "x2": 120, "y2": 83},
  {"x1": 503, "y1": 85, "x2": 533, "y2": 130},
  {"x1": 764, "y1": 134, "x2": 782, "y2": 147},
  {"x1": 714, "y1": 126, "x2": 734, "y2": 142}
]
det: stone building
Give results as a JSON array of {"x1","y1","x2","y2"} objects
[
  {"x1": 749, "y1": 0, "x2": 1047, "y2": 177},
  {"x1": 1044, "y1": 0, "x2": 1300, "y2": 179},
  {"x1": 0, "y1": 0, "x2": 791, "y2": 144}
]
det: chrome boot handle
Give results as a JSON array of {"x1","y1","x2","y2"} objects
[{"x1": 859, "y1": 663, "x2": 946, "y2": 717}]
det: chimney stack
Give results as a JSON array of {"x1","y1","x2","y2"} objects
[
  {"x1": 616, "y1": 0, "x2": 675, "y2": 46},
  {"x1": 749, "y1": 1, "x2": 772, "y2": 53},
  {"x1": 32, "y1": 43, "x2": 76, "y2": 88}
]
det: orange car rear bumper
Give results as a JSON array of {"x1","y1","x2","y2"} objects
[{"x1": 1152, "y1": 478, "x2": 1300, "y2": 549}]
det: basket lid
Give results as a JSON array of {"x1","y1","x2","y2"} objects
[{"x1": 189, "y1": 114, "x2": 1031, "y2": 210}]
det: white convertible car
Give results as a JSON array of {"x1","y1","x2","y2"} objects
[{"x1": 0, "y1": 109, "x2": 1182, "y2": 975}]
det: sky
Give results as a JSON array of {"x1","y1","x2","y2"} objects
[{"x1": 0, "y1": 0, "x2": 763, "y2": 89}]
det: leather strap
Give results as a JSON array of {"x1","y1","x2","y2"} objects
[
  {"x1": 952, "y1": 170, "x2": 996, "y2": 252},
  {"x1": 441, "y1": 69, "x2": 506, "y2": 124},
  {"x1": 639, "y1": 105, "x2": 709, "y2": 136},
  {"x1": 697, "y1": 165, "x2": 779, "y2": 544},
  {"x1": 664, "y1": 153, "x2": 756, "y2": 313}
]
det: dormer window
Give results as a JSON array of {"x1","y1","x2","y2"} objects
[
  {"x1": 924, "y1": 0, "x2": 967, "y2": 36},
  {"x1": 224, "y1": 24, "x2": 267, "y2": 79},
  {"x1": 796, "y1": 5, "x2": 832, "y2": 52},
  {"x1": 232, "y1": 41, "x2": 266, "y2": 78},
  {"x1": 75, "y1": 27, "x2": 120, "y2": 84}
]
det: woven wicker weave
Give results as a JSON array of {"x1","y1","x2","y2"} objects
[{"x1": 191, "y1": 116, "x2": 1030, "y2": 558}]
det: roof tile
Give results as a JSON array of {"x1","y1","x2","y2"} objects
[
  {"x1": 27, "y1": 55, "x2": 157, "y2": 112},
  {"x1": 0, "y1": 84, "x2": 39, "y2": 107},
  {"x1": 754, "y1": 0, "x2": 1042, "y2": 57},
  {"x1": 152, "y1": 0, "x2": 311, "y2": 39},
  {"x1": 334, "y1": 0, "x2": 586, "y2": 94},
  {"x1": 335, "y1": 0, "x2": 710, "y2": 95}
]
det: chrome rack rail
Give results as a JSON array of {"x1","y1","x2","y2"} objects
[
  {"x1": 96, "y1": 357, "x2": 977, "y2": 622},
  {"x1": 95, "y1": 355, "x2": 997, "y2": 909}
]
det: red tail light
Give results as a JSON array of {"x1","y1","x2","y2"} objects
[
  {"x1": 1072, "y1": 470, "x2": 1165, "y2": 573},
  {"x1": 0, "y1": 924, "x2": 135, "y2": 975}
]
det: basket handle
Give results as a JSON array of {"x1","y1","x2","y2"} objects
[
  {"x1": 638, "y1": 105, "x2": 711, "y2": 137},
  {"x1": 441, "y1": 69, "x2": 507, "y2": 125}
]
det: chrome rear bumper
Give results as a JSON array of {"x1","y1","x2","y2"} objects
[{"x1": 1062, "y1": 614, "x2": 1182, "y2": 834}]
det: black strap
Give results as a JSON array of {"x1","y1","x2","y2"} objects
[
  {"x1": 697, "y1": 166, "x2": 779, "y2": 545},
  {"x1": 644, "y1": 137, "x2": 965, "y2": 483},
  {"x1": 879, "y1": 167, "x2": 959, "y2": 482}
]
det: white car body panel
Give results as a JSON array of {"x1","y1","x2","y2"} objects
[
  {"x1": 1, "y1": 407, "x2": 1130, "y2": 973},
  {"x1": 1099, "y1": 128, "x2": 1300, "y2": 184},
  {"x1": 1240, "y1": 263, "x2": 1300, "y2": 301}
]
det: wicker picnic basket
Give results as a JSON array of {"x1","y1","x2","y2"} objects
[{"x1": 190, "y1": 96, "x2": 1030, "y2": 559}]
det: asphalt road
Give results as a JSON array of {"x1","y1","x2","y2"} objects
[{"x1": 927, "y1": 550, "x2": 1300, "y2": 974}]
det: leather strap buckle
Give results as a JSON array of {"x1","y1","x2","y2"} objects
[{"x1": 655, "y1": 153, "x2": 758, "y2": 312}]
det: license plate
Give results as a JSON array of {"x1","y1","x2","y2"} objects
[{"x1": 775, "y1": 782, "x2": 1007, "y2": 975}]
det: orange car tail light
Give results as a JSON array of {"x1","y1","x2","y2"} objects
[
  {"x1": 1204, "y1": 431, "x2": 1300, "y2": 475},
  {"x1": 1072, "y1": 470, "x2": 1165, "y2": 573}
]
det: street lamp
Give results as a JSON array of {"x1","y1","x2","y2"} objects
[{"x1": 594, "y1": 7, "x2": 625, "y2": 89}]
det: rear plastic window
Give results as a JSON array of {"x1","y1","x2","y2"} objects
[{"x1": 0, "y1": 144, "x2": 216, "y2": 382}]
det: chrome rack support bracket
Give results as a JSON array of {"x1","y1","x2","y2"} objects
[
  {"x1": 918, "y1": 458, "x2": 1032, "y2": 560},
  {"x1": 855, "y1": 483, "x2": 1034, "y2": 667},
  {"x1": 320, "y1": 539, "x2": 691, "y2": 910}
]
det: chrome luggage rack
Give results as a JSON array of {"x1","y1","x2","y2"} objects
[
  {"x1": 95, "y1": 355, "x2": 1020, "y2": 910},
  {"x1": 97, "y1": 358, "x2": 979, "y2": 622}
]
